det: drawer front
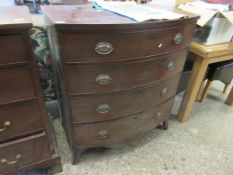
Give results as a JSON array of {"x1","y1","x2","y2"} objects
[
  {"x1": 0, "y1": 133, "x2": 50, "y2": 174},
  {"x1": 67, "y1": 50, "x2": 187, "y2": 94},
  {"x1": 0, "y1": 101, "x2": 43, "y2": 143},
  {"x1": 0, "y1": 68, "x2": 35, "y2": 105},
  {"x1": 61, "y1": 24, "x2": 194, "y2": 62},
  {"x1": 70, "y1": 73, "x2": 180, "y2": 123},
  {"x1": 0, "y1": 35, "x2": 28, "y2": 66},
  {"x1": 73, "y1": 98, "x2": 174, "y2": 147}
]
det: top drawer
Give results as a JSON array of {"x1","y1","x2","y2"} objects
[
  {"x1": 0, "y1": 35, "x2": 29, "y2": 67},
  {"x1": 61, "y1": 23, "x2": 194, "y2": 63}
]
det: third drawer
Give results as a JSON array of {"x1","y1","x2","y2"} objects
[
  {"x1": 70, "y1": 73, "x2": 181, "y2": 123},
  {"x1": 0, "y1": 100, "x2": 44, "y2": 143}
]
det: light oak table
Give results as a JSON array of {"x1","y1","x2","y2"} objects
[{"x1": 177, "y1": 42, "x2": 233, "y2": 122}]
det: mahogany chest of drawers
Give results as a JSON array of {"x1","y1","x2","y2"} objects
[
  {"x1": 42, "y1": 5, "x2": 198, "y2": 164},
  {"x1": 0, "y1": 6, "x2": 61, "y2": 174}
]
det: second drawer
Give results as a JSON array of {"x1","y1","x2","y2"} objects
[
  {"x1": 70, "y1": 73, "x2": 181, "y2": 123},
  {"x1": 66, "y1": 49, "x2": 187, "y2": 94},
  {"x1": 0, "y1": 68, "x2": 35, "y2": 105}
]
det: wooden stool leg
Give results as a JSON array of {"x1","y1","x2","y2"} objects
[
  {"x1": 196, "y1": 80, "x2": 206, "y2": 102},
  {"x1": 223, "y1": 84, "x2": 229, "y2": 94},
  {"x1": 199, "y1": 80, "x2": 212, "y2": 103},
  {"x1": 225, "y1": 87, "x2": 233, "y2": 106}
]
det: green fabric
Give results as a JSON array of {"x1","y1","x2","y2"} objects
[{"x1": 30, "y1": 27, "x2": 56, "y2": 101}]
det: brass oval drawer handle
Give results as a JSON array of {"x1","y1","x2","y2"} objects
[
  {"x1": 95, "y1": 42, "x2": 113, "y2": 55},
  {"x1": 96, "y1": 130, "x2": 110, "y2": 139},
  {"x1": 161, "y1": 88, "x2": 168, "y2": 97},
  {"x1": 174, "y1": 33, "x2": 183, "y2": 45},
  {"x1": 0, "y1": 121, "x2": 11, "y2": 132},
  {"x1": 1, "y1": 154, "x2": 21, "y2": 165},
  {"x1": 167, "y1": 62, "x2": 177, "y2": 71},
  {"x1": 96, "y1": 104, "x2": 111, "y2": 114},
  {"x1": 95, "y1": 74, "x2": 112, "y2": 85},
  {"x1": 156, "y1": 112, "x2": 163, "y2": 120}
]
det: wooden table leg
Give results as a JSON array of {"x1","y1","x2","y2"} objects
[
  {"x1": 199, "y1": 80, "x2": 212, "y2": 102},
  {"x1": 225, "y1": 86, "x2": 233, "y2": 106},
  {"x1": 177, "y1": 57, "x2": 209, "y2": 122}
]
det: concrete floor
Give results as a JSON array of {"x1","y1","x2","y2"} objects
[{"x1": 53, "y1": 81, "x2": 233, "y2": 175}]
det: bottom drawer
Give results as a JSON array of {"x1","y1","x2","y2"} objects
[
  {"x1": 73, "y1": 98, "x2": 174, "y2": 147},
  {"x1": 0, "y1": 133, "x2": 50, "y2": 174}
]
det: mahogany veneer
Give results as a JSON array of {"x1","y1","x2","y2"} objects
[
  {"x1": 42, "y1": 4, "x2": 198, "y2": 164},
  {"x1": 0, "y1": 6, "x2": 61, "y2": 174}
]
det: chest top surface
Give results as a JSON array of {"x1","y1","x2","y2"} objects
[
  {"x1": 0, "y1": 6, "x2": 32, "y2": 29},
  {"x1": 42, "y1": 4, "x2": 198, "y2": 29}
]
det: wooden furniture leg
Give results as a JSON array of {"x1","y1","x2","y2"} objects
[
  {"x1": 225, "y1": 87, "x2": 233, "y2": 106},
  {"x1": 72, "y1": 148, "x2": 86, "y2": 165},
  {"x1": 196, "y1": 80, "x2": 206, "y2": 101},
  {"x1": 177, "y1": 57, "x2": 209, "y2": 122},
  {"x1": 162, "y1": 120, "x2": 168, "y2": 130},
  {"x1": 199, "y1": 80, "x2": 212, "y2": 102},
  {"x1": 223, "y1": 84, "x2": 229, "y2": 94}
]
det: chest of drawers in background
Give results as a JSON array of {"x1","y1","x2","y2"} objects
[
  {"x1": 42, "y1": 5, "x2": 198, "y2": 164},
  {"x1": 0, "y1": 6, "x2": 61, "y2": 174}
]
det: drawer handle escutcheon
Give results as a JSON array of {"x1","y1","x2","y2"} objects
[
  {"x1": 174, "y1": 33, "x2": 183, "y2": 45},
  {"x1": 1, "y1": 154, "x2": 21, "y2": 165},
  {"x1": 167, "y1": 62, "x2": 177, "y2": 71},
  {"x1": 95, "y1": 74, "x2": 112, "y2": 85},
  {"x1": 0, "y1": 121, "x2": 11, "y2": 132},
  {"x1": 156, "y1": 112, "x2": 163, "y2": 120},
  {"x1": 95, "y1": 42, "x2": 113, "y2": 55},
  {"x1": 96, "y1": 104, "x2": 111, "y2": 114},
  {"x1": 96, "y1": 130, "x2": 110, "y2": 139},
  {"x1": 161, "y1": 88, "x2": 168, "y2": 97}
]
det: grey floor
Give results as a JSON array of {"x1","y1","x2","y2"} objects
[{"x1": 53, "y1": 81, "x2": 233, "y2": 175}]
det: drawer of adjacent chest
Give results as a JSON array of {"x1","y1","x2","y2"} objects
[
  {"x1": 0, "y1": 68, "x2": 35, "y2": 105},
  {"x1": 0, "y1": 35, "x2": 29, "y2": 67},
  {"x1": 0, "y1": 133, "x2": 50, "y2": 174},
  {"x1": 70, "y1": 73, "x2": 180, "y2": 123},
  {"x1": 0, "y1": 101, "x2": 44, "y2": 143},
  {"x1": 61, "y1": 24, "x2": 194, "y2": 63},
  {"x1": 73, "y1": 98, "x2": 173, "y2": 147},
  {"x1": 66, "y1": 50, "x2": 187, "y2": 94}
]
